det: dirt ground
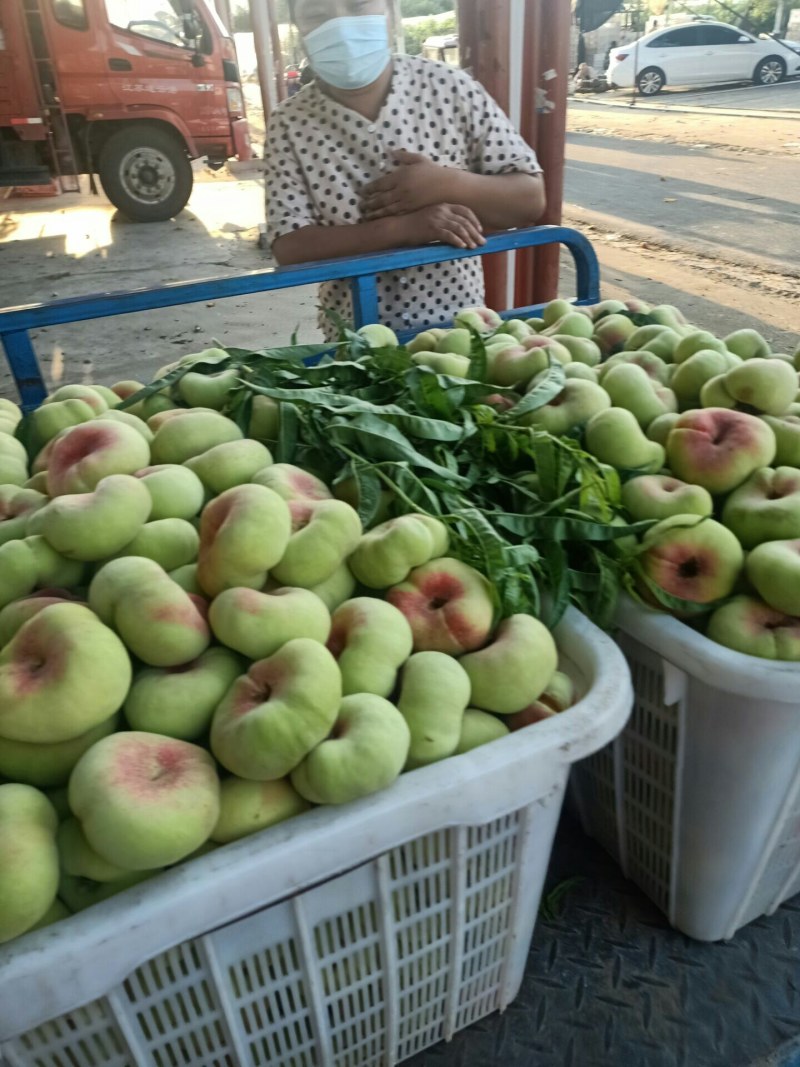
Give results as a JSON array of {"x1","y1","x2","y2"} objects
[{"x1": 1, "y1": 89, "x2": 798, "y2": 401}]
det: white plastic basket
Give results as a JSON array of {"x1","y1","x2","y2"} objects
[
  {"x1": 573, "y1": 595, "x2": 800, "y2": 943},
  {"x1": 0, "y1": 608, "x2": 630, "y2": 1067}
]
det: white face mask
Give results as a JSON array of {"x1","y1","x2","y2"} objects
[{"x1": 302, "y1": 15, "x2": 391, "y2": 91}]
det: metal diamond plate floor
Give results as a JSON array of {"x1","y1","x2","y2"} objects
[{"x1": 408, "y1": 811, "x2": 800, "y2": 1067}]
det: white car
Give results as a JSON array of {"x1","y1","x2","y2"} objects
[{"x1": 608, "y1": 20, "x2": 800, "y2": 95}]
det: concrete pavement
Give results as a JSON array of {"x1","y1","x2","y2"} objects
[{"x1": 565, "y1": 133, "x2": 800, "y2": 271}]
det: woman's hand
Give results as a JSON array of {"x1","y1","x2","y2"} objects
[
  {"x1": 403, "y1": 204, "x2": 485, "y2": 250},
  {"x1": 361, "y1": 150, "x2": 454, "y2": 219}
]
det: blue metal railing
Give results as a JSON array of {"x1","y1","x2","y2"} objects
[{"x1": 0, "y1": 225, "x2": 600, "y2": 410}]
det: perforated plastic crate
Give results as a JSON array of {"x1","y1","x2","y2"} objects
[
  {"x1": 573, "y1": 596, "x2": 800, "y2": 943},
  {"x1": 0, "y1": 609, "x2": 630, "y2": 1067}
]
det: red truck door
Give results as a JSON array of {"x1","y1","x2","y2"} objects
[{"x1": 102, "y1": 0, "x2": 231, "y2": 148}]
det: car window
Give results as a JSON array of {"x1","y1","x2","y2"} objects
[
  {"x1": 649, "y1": 26, "x2": 705, "y2": 47},
  {"x1": 702, "y1": 25, "x2": 751, "y2": 45},
  {"x1": 52, "y1": 0, "x2": 88, "y2": 30},
  {"x1": 104, "y1": 0, "x2": 201, "y2": 48}
]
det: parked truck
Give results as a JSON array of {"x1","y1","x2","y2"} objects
[{"x1": 0, "y1": 0, "x2": 251, "y2": 221}]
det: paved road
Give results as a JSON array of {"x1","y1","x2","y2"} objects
[
  {"x1": 589, "y1": 76, "x2": 800, "y2": 112},
  {"x1": 565, "y1": 132, "x2": 800, "y2": 270}
]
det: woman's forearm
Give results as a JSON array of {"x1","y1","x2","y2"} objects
[
  {"x1": 439, "y1": 171, "x2": 546, "y2": 231},
  {"x1": 272, "y1": 217, "x2": 409, "y2": 265}
]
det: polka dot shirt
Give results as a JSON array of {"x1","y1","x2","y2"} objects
[{"x1": 265, "y1": 55, "x2": 542, "y2": 340}]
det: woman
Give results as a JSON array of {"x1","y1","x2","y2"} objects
[{"x1": 264, "y1": 0, "x2": 546, "y2": 339}]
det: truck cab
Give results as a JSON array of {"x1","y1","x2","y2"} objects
[{"x1": 0, "y1": 0, "x2": 251, "y2": 221}]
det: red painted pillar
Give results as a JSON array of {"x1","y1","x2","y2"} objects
[
  {"x1": 458, "y1": 0, "x2": 570, "y2": 312},
  {"x1": 513, "y1": 0, "x2": 542, "y2": 308},
  {"x1": 457, "y1": 0, "x2": 511, "y2": 312},
  {"x1": 531, "y1": 0, "x2": 571, "y2": 303}
]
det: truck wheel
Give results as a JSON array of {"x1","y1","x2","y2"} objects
[{"x1": 98, "y1": 126, "x2": 193, "y2": 223}]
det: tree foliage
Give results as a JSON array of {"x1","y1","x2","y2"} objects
[{"x1": 403, "y1": 13, "x2": 457, "y2": 55}]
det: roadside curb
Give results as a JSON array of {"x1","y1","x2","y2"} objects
[
  {"x1": 561, "y1": 204, "x2": 800, "y2": 280},
  {"x1": 569, "y1": 95, "x2": 800, "y2": 120}
]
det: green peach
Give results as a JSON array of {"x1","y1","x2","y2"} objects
[
  {"x1": 251, "y1": 462, "x2": 332, "y2": 505},
  {"x1": 699, "y1": 374, "x2": 737, "y2": 409},
  {"x1": 134, "y1": 464, "x2": 206, "y2": 521},
  {"x1": 58, "y1": 869, "x2": 153, "y2": 913},
  {"x1": 357, "y1": 323, "x2": 399, "y2": 348},
  {"x1": 411, "y1": 351, "x2": 471, "y2": 377},
  {"x1": 45, "y1": 384, "x2": 108, "y2": 415},
  {"x1": 177, "y1": 367, "x2": 240, "y2": 410},
  {"x1": 210, "y1": 639, "x2": 342, "y2": 780},
  {"x1": 69, "y1": 732, "x2": 220, "y2": 870},
  {"x1": 248, "y1": 395, "x2": 280, "y2": 442},
  {"x1": 308, "y1": 562, "x2": 357, "y2": 612},
  {"x1": 45, "y1": 419, "x2": 150, "y2": 496},
  {"x1": 666, "y1": 408, "x2": 776, "y2": 495},
  {"x1": 0, "y1": 537, "x2": 84, "y2": 609},
  {"x1": 724, "y1": 358, "x2": 797, "y2": 416},
  {"x1": 185, "y1": 439, "x2": 272, "y2": 494},
  {"x1": 590, "y1": 299, "x2": 627, "y2": 321},
  {"x1": 437, "y1": 328, "x2": 473, "y2": 357},
  {"x1": 328, "y1": 597, "x2": 413, "y2": 697},
  {"x1": 647, "y1": 412, "x2": 680, "y2": 446},
  {"x1": 598, "y1": 351, "x2": 670, "y2": 385},
  {"x1": 593, "y1": 314, "x2": 637, "y2": 356},
  {"x1": 113, "y1": 518, "x2": 199, "y2": 572},
  {"x1": 0, "y1": 433, "x2": 29, "y2": 486},
  {"x1": 0, "y1": 714, "x2": 119, "y2": 788},
  {"x1": 0, "y1": 603, "x2": 131, "y2": 742},
  {"x1": 94, "y1": 409, "x2": 153, "y2": 443},
  {"x1": 291, "y1": 694, "x2": 410, "y2": 803},
  {"x1": 622, "y1": 475, "x2": 713, "y2": 522},
  {"x1": 585, "y1": 408, "x2": 665, "y2": 472},
  {"x1": 542, "y1": 312, "x2": 594, "y2": 339},
  {"x1": 0, "y1": 486, "x2": 46, "y2": 547},
  {"x1": 28, "y1": 398, "x2": 95, "y2": 452},
  {"x1": 211, "y1": 777, "x2": 311, "y2": 843},
  {"x1": 348, "y1": 513, "x2": 449, "y2": 588},
  {"x1": 673, "y1": 330, "x2": 728, "y2": 363},
  {"x1": 57, "y1": 818, "x2": 133, "y2": 883},
  {"x1": 746, "y1": 539, "x2": 800, "y2": 616},
  {"x1": 601, "y1": 363, "x2": 677, "y2": 429},
  {"x1": 454, "y1": 307, "x2": 503, "y2": 334},
  {"x1": 0, "y1": 784, "x2": 59, "y2": 944},
  {"x1": 397, "y1": 651, "x2": 471, "y2": 768},
  {"x1": 150, "y1": 410, "x2": 242, "y2": 464},
  {"x1": 563, "y1": 363, "x2": 597, "y2": 382},
  {"x1": 551, "y1": 335, "x2": 602, "y2": 366},
  {"x1": 460, "y1": 614, "x2": 558, "y2": 715},
  {"x1": 209, "y1": 586, "x2": 331, "y2": 659},
  {"x1": 707, "y1": 595, "x2": 800, "y2": 660},
  {"x1": 167, "y1": 562, "x2": 201, "y2": 594},
  {"x1": 124, "y1": 647, "x2": 242, "y2": 740},
  {"x1": 671, "y1": 349, "x2": 729, "y2": 407},
  {"x1": 197, "y1": 483, "x2": 292, "y2": 597},
  {"x1": 33, "y1": 474, "x2": 152, "y2": 560},
  {"x1": 640, "y1": 514, "x2": 744, "y2": 605},
  {"x1": 515, "y1": 378, "x2": 610, "y2": 433},
  {"x1": 387, "y1": 557, "x2": 495, "y2": 654},
  {"x1": 89, "y1": 556, "x2": 210, "y2": 667},
  {"x1": 724, "y1": 329, "x2": 771, "y2": 360},
  {"x1": 625, "y1": 325, "x2": 681, "y2": 361},
  {"x1": 454, "y1": 709, "x2": 509, "y2": 754},
  {"x1": 542, "y1": 299, "x2": 574, "y2": 328},
  {"x1": 28, "y1": 897, "x2": 71, "y2": 931},
  {"x1": 762, "y1": 415, "x2": 800, "y2": 466},
  {"x1": 721, "y1": 467, "x2": 800, "y2": 548},
  {"x1": 407, "y1": 329, "x2": 446, "y2": 354},
  {"x1": 0, "y1": 593, "x2": 81, "y2": 648},
  {"x1": 271, "y1": 499, "x2": 362, "y2": 588}
]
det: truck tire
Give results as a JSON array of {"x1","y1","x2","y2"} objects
[{"x1": 97, "y1": 126, "x2": 193, "y2": 223}]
